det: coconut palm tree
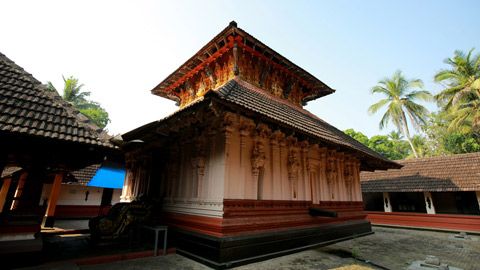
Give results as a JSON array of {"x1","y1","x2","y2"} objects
[
  {"x1": 46, "y1": 76, "x2": 109, "y2": 129},
  {"x1": 368, "y1": 71, "x2": 432, "y2": 158},
  {"x1": 46, "y1": 75, "x2": 98, "y2": 110},
  {"x1": 387, "y1": 130, "x2": 404, "y2": 142},
  {"x1": 406, "y1": 135, "x2": 428, "y2": 159},
  {"x1": 434, "y1": 48, "x2": 480, "y2": 131}
]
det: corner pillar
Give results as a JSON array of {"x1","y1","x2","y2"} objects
[
  {"x1": 43, "y1": 173, "x2": 64, "y2": 227},
  {"x1": 424, "y1": 192, "x2": 436, "y2": 214},
  {"x1": 0, "y1": 178, "x2": 12, "y2": 213},
  {"x1": 382, "y1": 192, "x2": 392, "y2": 212}
]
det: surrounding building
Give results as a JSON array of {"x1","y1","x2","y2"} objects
[
  {"x1": 361, "y1": 152, "x2": 480, "y2": 232},
  {"x1": 111, "y1": 21, "x2": 400, "y2": 268},
  {"x1": 39, "y1": 163, "x2": 123, "y2": 219},
  {"x1": 0, "y1": 51, "x2": 116, "y2": 267}
]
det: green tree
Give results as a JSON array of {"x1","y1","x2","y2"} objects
[
  {"x1": 406, "y1": 135, "x2": 428, "y2": 158},
  {"x1": 344, "y1": 129, "x2": 369, "y2": 146},
  {"x1": 424, "y1": 111, "x2": 480, "y2": 155},
  {"x1": 434, "y1": 48, "x2": 480, "y2": 132},
  {"x1": 344, "y1": 129, "x2": 410, "y2": 160},
  {"x1": 46, "y1": 76, "x2": 110, "y2": 130},
  {"x1": 387, "y1": 130, "x2": 403, "y2": 142},
  {"x1": 368, "y1": 70, "x2": 432, "y2": 158}
]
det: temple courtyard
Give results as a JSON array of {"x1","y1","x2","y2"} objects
[{"x1": 19, "y1": 221, "x2": 480, "y2": 270}]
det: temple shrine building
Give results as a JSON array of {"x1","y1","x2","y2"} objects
[{"x1": 112, "y1": 21, "x2": 400, "y2": 268}]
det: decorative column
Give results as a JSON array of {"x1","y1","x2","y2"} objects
[
  {"x1": 270, "y1": 134, "x2": 279, "y2": 200},
  {"x1": 208, "y1": 129, "x2": 217, "y2": 198},
  {"x1": 344, "y1": 160, "x2": 354, "y2": 201},
  {"x1": 43, "y1": 173, "x2": 64, "y2": 227},
  {"x1": 287, "y1": 149, "x2": 300, "y2": 199},
  {"x1": 120, "y1": 153, "x2": 137, "y2": 202},
  {"x1": 221, "y1": 115, "x2": 234, "y2": 199},
  {"x1": 0, "y1": 177, "x2": 12, "y2": 213},
  {"x1": 240, "y1": 126, "x2": 249, "y2": 198},
  {"x1": 319, "y1": 150, "x2": 328, "y2": 201},
  {"x1": 424, "y1": 192, "x2": 436, "y2": 214},
  {"x1": 166, "y1": 147, "x2": 179, "y2": 200},
  {"x1": 300, "y1": 142, "x2": 309, "y2": 201},
  {"x1": 382, "y1": 192, "x2": 392, "y2": 212},
  {"x1": 192, "y1": 137, "x2": 206, "y2": 200},
  {"x1": 326, "y1": 152, "x2": 337, "y2": 200},
  {"x1": 251, "y1": 140, "x2": 266, "y2": 200},
  {"x1": 306, "y1": 158, "x2": 316, "y2": 204}
]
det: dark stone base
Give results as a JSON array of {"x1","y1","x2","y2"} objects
[
  {"x1": 171, "y1": 220, "x2": 373, "y2": 269},
  {"x1": 42, "y1": 216, "x2": 56, "y2": 228}
]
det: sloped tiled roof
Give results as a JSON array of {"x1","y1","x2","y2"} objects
[
  {"x1": 121, "y1": 77, "x2": 399, "y2": 171},
  {"x1": 0, "y1": 52, "x2": 112, "y2": 147},
  {"x1": 213, "y1": 78, "x2": 399, "y2": 170},
  {"x1": 360, "y1": 153, "x2": 480, "y2": 192},
  {"x1": 70, "y1": 163, "x2": 101, "y2": 185}
]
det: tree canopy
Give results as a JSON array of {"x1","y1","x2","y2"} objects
[
  {"x1": 368, "y1": 70, "x2": 432, "y2": 158},
  {"x1": 434, "y1": 48, "x2": 480, "y2": 132},
  {"x1": 46, "y1": 76, "x2": 110, "y2": 130}
]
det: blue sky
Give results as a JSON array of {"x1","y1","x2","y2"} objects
[{"x1": 1, "y1": 0, "x2": 479, "y2": 137}]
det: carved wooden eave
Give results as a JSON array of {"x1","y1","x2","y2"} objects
[{"x1": 151, "y1": 21, "x2": 335, "y2": 108}]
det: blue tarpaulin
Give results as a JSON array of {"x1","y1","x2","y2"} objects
[{"x1": 87, "y1": 161, "x2": 125, "y2": 189}]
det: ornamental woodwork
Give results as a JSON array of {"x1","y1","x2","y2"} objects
[{"x1": 161, "y1": 45, "x2": 316, "y2": 108}]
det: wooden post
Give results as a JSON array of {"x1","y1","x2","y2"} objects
[
  {"x1": 382, "y1": 192, "x2": 392, "y2": 212},
  {"x1": 10, "y1": 172, "x2": 27, "y2": 210},
  {"x1": 0, "y1": 178, "x2": 12, "y2": 213},
  {"x1": 42, "y1": 173, "x2": 63, "y2": 227},
  {"x1": 424, "y1": 192, "x2": 436, "y2": 214}
]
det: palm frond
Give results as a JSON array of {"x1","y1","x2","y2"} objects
[{"x1": 368, "y1": 99, "x2": 390, "y2": 115}]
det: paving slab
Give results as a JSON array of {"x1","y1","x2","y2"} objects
[{"x1": 26, "y1": 223, "x2": 480, "y2": 270}]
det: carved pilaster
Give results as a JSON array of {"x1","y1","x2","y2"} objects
[
  {"x1": 192, "y1": 137, "x2": 207, "y2": 199},
  {"x1": 166, "y1": 147, "x2": 179, "y2": 199},
  {"x1": 287, "y1": 149, "x2": 300, "y2": 199},
  {"x1": 326, "y1": 151, "x2": 337, "y2": 200},
  {"x1": 251, "y1": 140, "x2": 266, "y2": 177}
]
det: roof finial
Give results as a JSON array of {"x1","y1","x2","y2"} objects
[{"x1": 230, "y1": 21, "x2": 237, "y2": 27}]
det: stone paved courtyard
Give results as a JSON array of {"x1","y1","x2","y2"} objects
[{"x1": 23, "y1": 225, "x2": 480, "y2": 270}]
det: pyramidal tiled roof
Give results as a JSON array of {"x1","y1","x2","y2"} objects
[
  {"x1": 0, "y1": 52, "x2": 112, "y2": 147},
  {"x1": 121, "y1": 77, "x2": 400, "y2": 171},
  {"x1": 360, "y1": 152, "x2": 480, "y2": 192}
]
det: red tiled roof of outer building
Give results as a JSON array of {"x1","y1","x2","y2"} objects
[
  {"x1": 360, "y1": 152, "x2": 480, "y2": 192},
  {"x1": 0, "y1": 52, "x2": 112, "y2": 148}
]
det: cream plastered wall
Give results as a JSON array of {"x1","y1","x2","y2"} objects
[
  {"x1": 122, "y1": 112, "x2": 364, "y2": 218},
  {"x1": 40, "y1": 184, "x2": 121, "y2": 206}
]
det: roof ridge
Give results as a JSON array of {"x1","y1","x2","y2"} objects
[{"x1": 396, "y1": 152, "x2": 480, "y2": 163}]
